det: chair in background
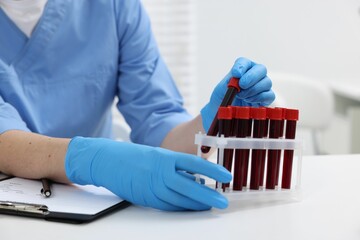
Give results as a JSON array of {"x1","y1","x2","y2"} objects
[{"x1": 269, "y1": 72, "x2": 334, "y2": 155}]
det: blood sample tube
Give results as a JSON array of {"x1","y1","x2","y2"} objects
[
  {"x1": 281, "y1": 108, "x2": 299, "y2": 189},
  {"x1": 265, "y1": 108, "x2": 283, "y2": 189},
  {"x1": 249, "y1": 107, "x2": 267, "y2": 190},
  {"x1": 217, "y1": 106, "x2": 233, "y2": 191},
  {"x1": 274, "y1": 107, "x2": 286, "y2": 185},
  {"x1": 259, "y1": 107, "x2": 269, "y2": 187},
  {"x1": 201, "y1": 77, "x2": 240, "y2": 154},
  {"x1": 242, "y1": 111, "x2": 253, "y2": 187},
  {"x1": 233, "y1": 106, "x2": 250, "y2": 190}
]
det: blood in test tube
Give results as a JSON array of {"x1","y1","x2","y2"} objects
[
  {"x1": 281, "y1": 108, "x2": 299, "y2": 189},
  {"x1": 217, "y1": 106, "x2": 233, "y2": 191},
  {"x1": 201, "y1": 77, "x2": 240, "y2": 154},
  {"x1": 274, "y1": 107, "x2": 286, "y2": 185},
  {"x1": 249, "y1": 107, "x2": 267, "y2": 190},
  {"x1": 242, "y1": 112, "x2": 253, "y2": 187},
  {"x1": 232, "y1": 106, "x2": 251, "y2": 190},
  {"x1": 265, "y1": 108, "x2": 283, "y2": 189},
  {"x1": 259, "y1": 107, "x2": 269, "y2": 187}
]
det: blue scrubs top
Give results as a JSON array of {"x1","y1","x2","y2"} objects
[{"x1": 0, "y1": 0, "x2": 192, "y2": 147}]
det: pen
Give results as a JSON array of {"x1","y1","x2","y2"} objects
[{"x1": 41, "y1": 178, "x2": 52, "y2": 198}]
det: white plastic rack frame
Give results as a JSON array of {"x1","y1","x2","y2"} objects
[{"x1": 195, "y1": 133, "x2": 303, "y2": 203}]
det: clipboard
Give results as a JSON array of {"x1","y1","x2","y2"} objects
[{"x1": 0, "y1": 176, "x2": 130, "y2": 223}]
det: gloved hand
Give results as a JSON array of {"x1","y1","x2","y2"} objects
[
  {"x1": 201, "y1": 57, "x2": 275, "y2": 132},
  {"x1": 65, "y1": 137, "x2": 232, "y2": 211}
]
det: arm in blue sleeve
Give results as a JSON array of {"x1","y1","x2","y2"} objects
[
  {"x1": 0, "y1": 95, "x2": 30, "y2": 134},
  {"x1": 114, "y1": 0, "x2": 192, "y2": 147},
  {"x1": 0, "y1": 60, "x2": 30, "y2": 134}
]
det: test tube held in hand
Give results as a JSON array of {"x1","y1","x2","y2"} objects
[
  {"x1": 233, "y1": 107, "x2": 251, "y2": 190},
  {"x1": 217, "y1": 106, "x2": 234, "y2": 191},
  {"x1": 281, "y1": 108, "x2": 299, "y2": 189},
  {"x1": 201, "y1": 77, "x2": 240, "y2": 154},
  {"x1": 265, "y1": 108, "x2": 283, "y2": 189},
  {"x1": 249, "y1": 107, "x2": 267, "y2": 190}
]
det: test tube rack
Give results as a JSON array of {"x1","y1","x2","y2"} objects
[{"x1": 195, "y1": 133, "x2": 303, "y2": 202}]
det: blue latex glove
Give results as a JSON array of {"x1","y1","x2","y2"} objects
[
  {"x1": 65, "y1": 137, "x2": 232, "y2": 211},
  {"x1": 201, "y1": 57, "x2": 275, "y2": 132}
]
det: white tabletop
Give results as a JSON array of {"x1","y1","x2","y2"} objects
[{"x1": 1, "y1": 154, "x2": 360, "y2": 240}]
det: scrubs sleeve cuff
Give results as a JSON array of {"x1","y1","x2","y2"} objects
[
  {"x1": 133, "y1": 112, "x2": 192, "y2": 147},
  {"x1": 0, "y1": 118, "x2": 30, "y2": 135}
]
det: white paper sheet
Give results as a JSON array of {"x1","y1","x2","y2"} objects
[{"x1": 0, "y1": 177, "x2": 124, "y2": 215}]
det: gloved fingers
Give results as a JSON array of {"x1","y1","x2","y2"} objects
[
  {"x1": 175, "y1": 154, "x2": 232, "y2": 183},
  {"x1": 232, "y1": 99, "x2": 253, "y2": 107},
  {"x1": 238, "y1": 64, "x2": 267, "y2": 90},
  {"x1": 231, "y1": 57, "x2": 256, "y2": 78},
  {"x1": 165, "y1": 172, "x2": 229, "y2": 209},
  {"x1": 242, "y1": 90, "x2": 275, "y2": 106},
  {"x1": 149, "y1": 164, "x2": 211, "y2": 211},
  {"x1": 131, "y1": 182, "x2": 188, "y2": 211},
  {"x1": 147, "y1": 199, "x2": 187, "y2": 211},
  {"x1": 153, "y1": 179, "x2": 211, "y2": 211},
  {"x1": 235, "y1": 76, "x2": 272, "y2": 99},
  {"x1": 177, "y1": 171, "x2": 205, "y2": 185}
]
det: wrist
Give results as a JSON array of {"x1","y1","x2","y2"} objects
[{"x1": 64, "y1": 136, "x2": 99, "y2": 185}]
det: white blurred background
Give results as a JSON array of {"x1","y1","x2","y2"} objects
[{"x1": 124, "y1": 0, "x2": 360, "y2": 155}]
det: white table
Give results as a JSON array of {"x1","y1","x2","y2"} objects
[{"x1": 1, "y1": 154, "x2": 360, "y2": 240}]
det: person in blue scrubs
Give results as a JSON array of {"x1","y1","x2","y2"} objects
[{"x1": 0, "y1": 0, "x2": 275, "y2": 211}]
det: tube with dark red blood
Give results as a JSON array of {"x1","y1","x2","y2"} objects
[
  {"x1": 232, "y1": 106, "x2": 251, "y2": 191},
  {"x1": 275, "y1": 107, "x2": 286, "y2": 186},
  {"x1": 281, "y1": 108, "x2": 299, "y2": 189},
  {"x1": 265, "y1": 108, "x2": 283, "y2": 189},
  {"x1": 217, "y1": 106, "x2": 234, "y2": 191},
  {"x1": 249, "y1": 107, "x2": 267, "y2": 190}
]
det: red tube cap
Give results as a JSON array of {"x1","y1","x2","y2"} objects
[
  {"x1": 267, "y1": 108, "x2": 283, "y2": 120},
  {"x1": 234, "y1": 106, "x2": 250, "y2": 119},
  {"x1": 275, "y1": 107, "x2": 286, "y2": 119},
  {"x1": 250, "y1": 107, "x2": 266, "y2": 120},
  {"x1": 218, "y1": 107, "x2": 233, "y2": 120},
  {"x1": 285, "y1": 108, "x2": 299, "y2": 121},
  {"x1": 227, "y1": 77, "x2": 241, "y2": 92}
]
